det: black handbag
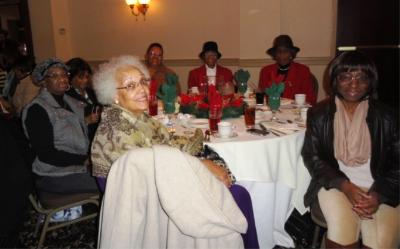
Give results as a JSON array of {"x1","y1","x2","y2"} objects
[{"x1": 284, "y1": 209, "x2": 316, "y2": 248}]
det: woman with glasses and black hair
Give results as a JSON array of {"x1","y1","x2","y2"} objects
[
  {"x1": 301, "y1": 51, "x2": 399, "y2": 248},
  {"x1": 21, "y1": 58, "x2": 98, "y2": 222},
  {"x1": 65, "y1": 57, "x2": 101, "y2": 141}
]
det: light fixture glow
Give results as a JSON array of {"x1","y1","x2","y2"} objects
[{"x1": 125, "y1": 0, "x2": 150, "y2": 20}]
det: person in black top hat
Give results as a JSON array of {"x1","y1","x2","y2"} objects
[
  {"x1": 258, "y1": 35, "x2": 317, "y2": 104},
  {"x1": 187, "y1": 41, "x2": 234, "y2": 95}
]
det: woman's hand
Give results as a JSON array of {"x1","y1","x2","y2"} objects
[
  {"x1": 340, "y1": 181, "x2": 379, "y2": 219},
  {"x1": 340, "y1": 180, "x2": 367, "y2": 205},
  {"x1": 353, "y1": 191, "x2": 380, "y2": 218},
  {"x1": 201, "y1": 159, "x2": 232, "y2": 188}
]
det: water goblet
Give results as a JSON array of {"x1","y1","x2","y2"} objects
[{"x1": 268, "y1": 96, "x2": 281, "y2": 121}]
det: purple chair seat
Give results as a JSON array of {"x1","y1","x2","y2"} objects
[
  {"x1": 230, "y1": 184, "x2": 259, "y2": 249},
  {"x1": 96, "y1": 177, "x2": 106, "y2": 193}
]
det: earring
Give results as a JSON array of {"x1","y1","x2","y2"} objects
[{"x1": 114, "y1": 99, "x2": 119, "y2": 105}]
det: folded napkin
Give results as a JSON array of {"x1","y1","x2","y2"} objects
[
  {"x1": 265, "y1": 82, "x2": 285, "y2": 97},
  {"x1": 260, "y1": 121, "x2": 301, "y2": 135},
  {"x1": 234, "y1": 69, "x2": 250, "y2": 94},
  {"x1": 157, "y1": 73, "x2": 178, "y2": 113}
]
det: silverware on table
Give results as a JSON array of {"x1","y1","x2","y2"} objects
[
  {"x1": 247, "y1": 128, "x2": 269, "y2": 136},
  {"x1": 260, "y1": 122, "x2": 286, "y2": 137}
]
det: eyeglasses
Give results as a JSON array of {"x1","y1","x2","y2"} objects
[
  {"x1": 149, "y1": 52, "x2": 163, "y2": 58},
  {"x1": 46, "y1": 72, "x2": 70, "y2": 80},
  {"x1": 116, "y1": 78, "x2": 150, "y2": 91},
  {"x1": 337, "y1": 72, "x2": 369, "y2": 84}
]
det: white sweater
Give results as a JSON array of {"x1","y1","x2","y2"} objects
[{"x1": 98, "y1": 145, "x2": 247, "y2": 249}]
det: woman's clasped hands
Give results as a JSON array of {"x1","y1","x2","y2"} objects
[{"x1": 340, "y1": 180, "x2": 379, "y2": 219}]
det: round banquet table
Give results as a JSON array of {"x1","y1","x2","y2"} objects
[{"x1": 174, "y1": 106, "x2": 312, "y2": 249}]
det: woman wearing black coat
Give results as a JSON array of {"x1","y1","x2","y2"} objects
[{"x1": 302, "y1": 51, "x2": 399, "y2": 249}]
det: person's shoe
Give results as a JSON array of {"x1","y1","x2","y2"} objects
[
  {"x1": 69, "y1": 206, "x2": 82, "y2": 220},
  {"x1": 50, "y1": 210, "x2": 68, "y2": 223},
  {"x1": 49, "y1": 206, "x2": 82, "y2": 222}
]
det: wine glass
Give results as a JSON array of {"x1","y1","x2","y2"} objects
[{"x1": 268, "y1": 96, "x2": 280, "y2": 121}]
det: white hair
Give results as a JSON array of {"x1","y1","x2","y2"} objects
[{"x1": 93, "y1": 55, "x2": 150, "y2": 105}]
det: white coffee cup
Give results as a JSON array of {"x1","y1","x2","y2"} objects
[
  {"x1": 218, "y1": 121, "x2": 233, "y2": 138},
  {"x1": 191, "y1": 86, "x2": 199, "y2": 94},
  {"x1": 295, "y1": 94, "x2": 306, "y2": 106},
  {"x1": 300, "y1": 107, "x2": 308, "y2": 121}
]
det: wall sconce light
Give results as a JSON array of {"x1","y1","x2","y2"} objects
[{"x1": 126, "y1": 0, "x2": 150, "y2": 20}]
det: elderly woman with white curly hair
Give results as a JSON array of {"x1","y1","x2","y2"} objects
[
  {"x1": 91, "y1": 55, "x2": 233, "y2": 191},
  {"x1": 91, "y1": 55, "x2": 261, "y2": 248}
]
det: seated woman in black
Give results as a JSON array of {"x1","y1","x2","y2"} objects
[{"x1": 302, "y1": 51, "x2": 399, "y2": 249}]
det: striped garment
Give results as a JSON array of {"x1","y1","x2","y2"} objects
[{"x1": 0, "y1": 71, "x2": 6, "y2": 93}]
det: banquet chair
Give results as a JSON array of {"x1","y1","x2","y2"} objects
[
  {"x1": 29, "y1": 192, "x2": 100, "y2": 248},
  {"x1": 310, "y1": 200, "x2": 327, "y2": 248}
]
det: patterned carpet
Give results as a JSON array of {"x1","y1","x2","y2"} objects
[
  {"x1": 13, "y1": 206, "x2": 313, "y2": 249},
  {"x1": 18, "y1": 207, "x2": 98, "y2": 249}
]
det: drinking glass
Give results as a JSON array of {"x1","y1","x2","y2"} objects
[
  {"x1": 268, "y1": 96, "x2": 280, "y2": 121},
  {"x1": 163, "y1": 101, "x2": 175, "y2": 114},
  {"x1": 148, "y1": 95, "x2": 158, "y2": 116},
  {"x1": 244, "y1": 99, "x2": 256, "y2": 128},
  {"x1": 255, "y1": 92, "x2": 265, "y2": 105},
  {"x1": 209, "y1": 105, "x2": 222, "y2": 133}
]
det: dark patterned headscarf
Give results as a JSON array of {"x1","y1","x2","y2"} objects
[{"x1": 32, "y1": 58, "x2": 69, "y2": 84}]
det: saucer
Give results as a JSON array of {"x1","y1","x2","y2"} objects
[
  {"x1": 291, "y1": 102, "x2": 312, "y2": 108},
  {"x1": 188, "y1": 119, "x2": 209, "y2": 128},
  {"x1": 214, "y1": 132, "x2": 238, "y2": 139}
]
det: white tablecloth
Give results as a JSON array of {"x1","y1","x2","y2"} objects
[{"x1": 201, "y1": 111, "x2": 311, "y2": 249}]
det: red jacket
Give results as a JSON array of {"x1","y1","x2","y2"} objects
[
  {"x1": 258, "y1": 62, "x2": 316, "y2": 105},
  {"x1": 187, "y1": 65, "x2": 233, "y2": 91}
]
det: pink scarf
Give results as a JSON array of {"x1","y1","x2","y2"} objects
[{"x1": 334, "y1": 97, "x2": 371, "y2": 166}]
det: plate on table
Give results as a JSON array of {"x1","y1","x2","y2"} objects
[
  {"x1": 280, "y1": 98, "x2": 293, "y2": 106},
  {"x1": 281, "y1": 103, "x2": 311, "y2": 109},
  {"x1": 292, "y1": 102, "x2": 311, "y2": 108},
  {"x1": 188, "y1": 118, "x2": 209, "y2": 128},
  {"x1": 213, "y1": 132, "x2": 238, "y2": 140}
]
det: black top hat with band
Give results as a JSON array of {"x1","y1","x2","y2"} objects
[
  {"x1": 199, "y1": 41, "x2": 222, "y2": 59},
  {"x1": 266, "y1": 35, "x2": 300, "y2": 57}
]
